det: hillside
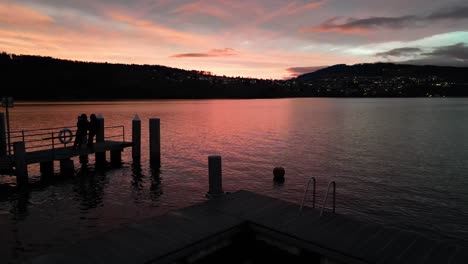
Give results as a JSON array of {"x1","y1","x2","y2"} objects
[
  {"x1": 294, "y1": 63, "x2": 468, "y2": 97},
  {"x1": 1, "y1": 52, "x2": 468, "y2": 99},
  {"x1": 0, "y1": 53, "x2": 289, "y2": 100}
]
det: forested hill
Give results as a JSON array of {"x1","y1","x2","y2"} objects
[
  {"x1": 297, "y1": 63, "x2": 468, "y2": 81},
  {"x1": 1, "y1": 52, "x2": 468, "y2": 99},
  {"x1": 0, "y1": 53, "x2": 289, "y2": 100}
]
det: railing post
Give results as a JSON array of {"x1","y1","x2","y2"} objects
[
  {"x1": 95, "y1": 114, "x2": 106, "y2": 165},
  {"x1": 0, "y1": 113, "x2": 6, "y2": 156},
  {"x1": 13, "y1": 141, "x2": 28, "y2": 187},
  {"x1": 207, "y1": 155, "x2": 224, "y2": 198},
  {"x1": 149, "y1": 118, "x2": 160, "y2": 169},
  {"x1": 132, "y1": 114, "x2": 141, "y2": 161}
]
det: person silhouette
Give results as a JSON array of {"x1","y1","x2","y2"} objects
[
  {"x1": 73, "y1": 114, "x2": 88, "y2": 150},
  {"x1": 87, "y1": 114, "x2": 98, "y2": 151}
]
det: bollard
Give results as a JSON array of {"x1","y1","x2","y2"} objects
[
  {"x1": 132, "y1": 114, "x2": 141, "y2": 161},
  {"x1": 13, "y1": 142, "x2": 28, "y2": 187},
  {"x1": 0, "y1": 113, "x2": 6, "y2": 156},
  {"x1": 149, "y1": 118, "x2": 160, "y2": 169},
  {"x1": 207, "y1": 156, "x2": 224, "y2": 198},
  {"x1": 95, "y1": 114, "x2": 106, "y2": 164}
]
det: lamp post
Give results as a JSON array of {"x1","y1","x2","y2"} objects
[{"x1": 1, "y1": 97, "x2": 13, "y2": 156}]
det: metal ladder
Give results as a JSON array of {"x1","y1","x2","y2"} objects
[
  {"x1": 299, "y1": 177, "x2": 336, "y2": 216},
  {"x1": 299, "y1": 177, "x2": 316, "y2": 212},
  {"x1": 320, "y1": 181, "x2": 336, "y2": 216}
]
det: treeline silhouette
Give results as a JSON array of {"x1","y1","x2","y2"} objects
[
  {"x1": 1, "y1": 52, "x2": 468, "y2": 99},
  {"x1": 0, "y1": 52, "x2": 289, "y2": 100}
]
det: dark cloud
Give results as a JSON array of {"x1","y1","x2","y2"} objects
[
  {"x1": 378, "y1": 43, "x2": 468, "y2": 67},
  {"x1": 423, "y1": 42, "x2": 468, "y2": 60},
  {"x1": 171, "y1": 48, "x2": 236, "y2": 58},
  {"x1": 285, "y1": 66, "x2": 328, "y2": 78},
  {"x1": 375, "y1": 47, "x2": 422, "y2": 58},
  {"x1": 308, "y1": 5, "x2": 468, "y2": 32}
]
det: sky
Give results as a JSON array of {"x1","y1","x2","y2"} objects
[{"x1": 0, "y1": 0, "x2": 467, "y2": 79}]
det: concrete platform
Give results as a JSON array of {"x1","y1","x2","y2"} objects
[{"x1": 27, "y1": 190, "x2": 466, "y2": 264}]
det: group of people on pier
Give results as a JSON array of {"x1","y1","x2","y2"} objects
[{"x1": 72, "y1": 113, "x2": 98, "y2": 151}]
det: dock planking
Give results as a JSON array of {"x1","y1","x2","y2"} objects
[
  {"x1": 24, "y1": 141, "x2": 132, "y2": 164},
  {"x1": 28, "y1": 190, "x2": 466, "y2": 264}
]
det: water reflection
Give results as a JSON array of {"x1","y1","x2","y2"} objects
[
  {"x1": 150, "y1": 169, "x2": 163, "y2": 201},
  {"x1": 9, "y1": 190, "x2": 30, "y2": 221},
  {"x1": 73, "y1": 168, "x2": 108, "y2": 210},
  {"x1": 131, "y1": 162, "x2": 144, "y2": 191}
]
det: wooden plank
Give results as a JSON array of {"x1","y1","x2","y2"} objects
[
  {"x1": 449, "y1": 246, "x2": 468, "y2": 264},
  {"x1": 24, "y1": 141, "x2": 132, "y2": 164},
  {"x1": 422, "y1": 241, "x2": 458, "y2": 264},
  {"x1": 349, "y1": 226, "x2": 401, "y2": 262},
  {"x1": 395, "y1": 236, "x2": 438, "y2": 264},
  {"x1": 373, "y1": 230, "x2": 419, "y2": 263}
]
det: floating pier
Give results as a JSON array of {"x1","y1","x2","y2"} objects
[{"x1": 27, "y1": 157, "x2": 467, "y2": 264}]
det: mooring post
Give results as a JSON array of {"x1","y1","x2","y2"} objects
[
  {"x1": 95, "y1": 114, "x2": 106, "y2": 165},
  {"x1": 79, "y1": 154, "x2": 88, "y2": 165},
  {"x1": 207, "y1": 155, "x2": 224, "y2": 198},
  {"x1": 59, "y1": 158, "x2": 74, "y2": 177},
  {"x1": 110, "y1": 149, "x2": 122, "y2": 166},
  {"x1": 13, "y1": 141, "x2": 28, "y2": 187},
  {"x1": 0, "y1": 113, "x2": 6, "y2": 156},
  {"x1": 149, "y1": 118, "x2": 160, "y2": 169},
  {"x1": 40, "y1": 161, "x2": 54, "y2": 176},
  {"x1": 132, "y1": 114, "x2": 141, "y2": 161}
]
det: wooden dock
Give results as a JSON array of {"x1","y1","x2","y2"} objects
[
  {"x1": 27, "y1": 190, "x2": 467, "y2": 264},
  {"x1": 24, "y1": 141, "x2": 132, "y2": 164}
]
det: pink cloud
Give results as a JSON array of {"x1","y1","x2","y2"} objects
[
  {"x1": 0, "y1": 3, "x2": 54, "y2": 26},
  {"x1": 171, "y1": 0, "x2": 233, "y2": 20},
  {"x1": 171, "y1": 48, "x2": 237, "y2": 58}
]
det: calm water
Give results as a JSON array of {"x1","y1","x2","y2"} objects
[{"x1": 1, "y1": 98, "x2": 468, "y2": 262}]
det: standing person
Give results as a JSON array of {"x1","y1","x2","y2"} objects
[
  {"x1": 73, "y1": 114, "x2": 88, "y2": 150},
  {"x1": 87, "y1": 113, "x2": 98, "y2": 151}
]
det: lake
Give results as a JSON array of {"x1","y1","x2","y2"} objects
[{"x1": 1, "y1": 98, "x2": 468, "y2": 262}]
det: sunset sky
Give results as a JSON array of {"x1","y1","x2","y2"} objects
[{"x1": 1, "y1": 0, "x2": 467, "y2": 79}]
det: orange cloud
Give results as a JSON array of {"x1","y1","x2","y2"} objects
[{"x1": 0, "y1": 3, "x2": 53, "y2": 26}]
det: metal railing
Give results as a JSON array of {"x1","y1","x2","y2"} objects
[
  {"x1": 6, "y1": 125, "x2": 126, "y2": 155},
  {"x1": 299, "y1": 177, "x2": 316, "y2": 212},
  {"x1": 320, "y1": 181, "x2": 336, "y2": 217}
]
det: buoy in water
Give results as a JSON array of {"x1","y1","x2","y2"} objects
[{"x1": 273, "y1": 167, "x2": 285, "y2": 183}]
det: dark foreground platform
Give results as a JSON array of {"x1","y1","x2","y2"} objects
[{"x1": 28, "y1": 190, "x2": 467, "y2": 264}]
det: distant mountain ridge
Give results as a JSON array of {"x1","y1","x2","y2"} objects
[
  {"x1": 1, "y1": 52, "x2": 468, "y2": 99},
  {"x1": 296, "y1": 63, "x2": 468, "y2": 82}
]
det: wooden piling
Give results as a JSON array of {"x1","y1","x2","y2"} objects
[
  {"x1": 13, "y1": 141, "x2": 28, "y2": 187},
  {"x1": 132, "y1": 114, "x2": 141, "y2": 161},
  {"x1": 40, "y1": 161, "x2": 54, "y2": 176},
  {"x1": 207, "y1": 155, "x2": 223, "y2": 198},
  {"x1": 149, "y1": 118, "x2": 160, "y2": 169},
  {"x1": 59, "y1": 158, "x2": 74, "y2": 176},
  {"x1": 79, "y1": 154, "x2": 88, "y2": 165},
  {"x1": 110, "y1": 149, "x2": 122, "y2": 166},
  {"x1": 95, "y1": 114, "x2": 106, "y2": 164},
  {"x1": 0, "y1": 113, "x2": 6, "y2": 156}
]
